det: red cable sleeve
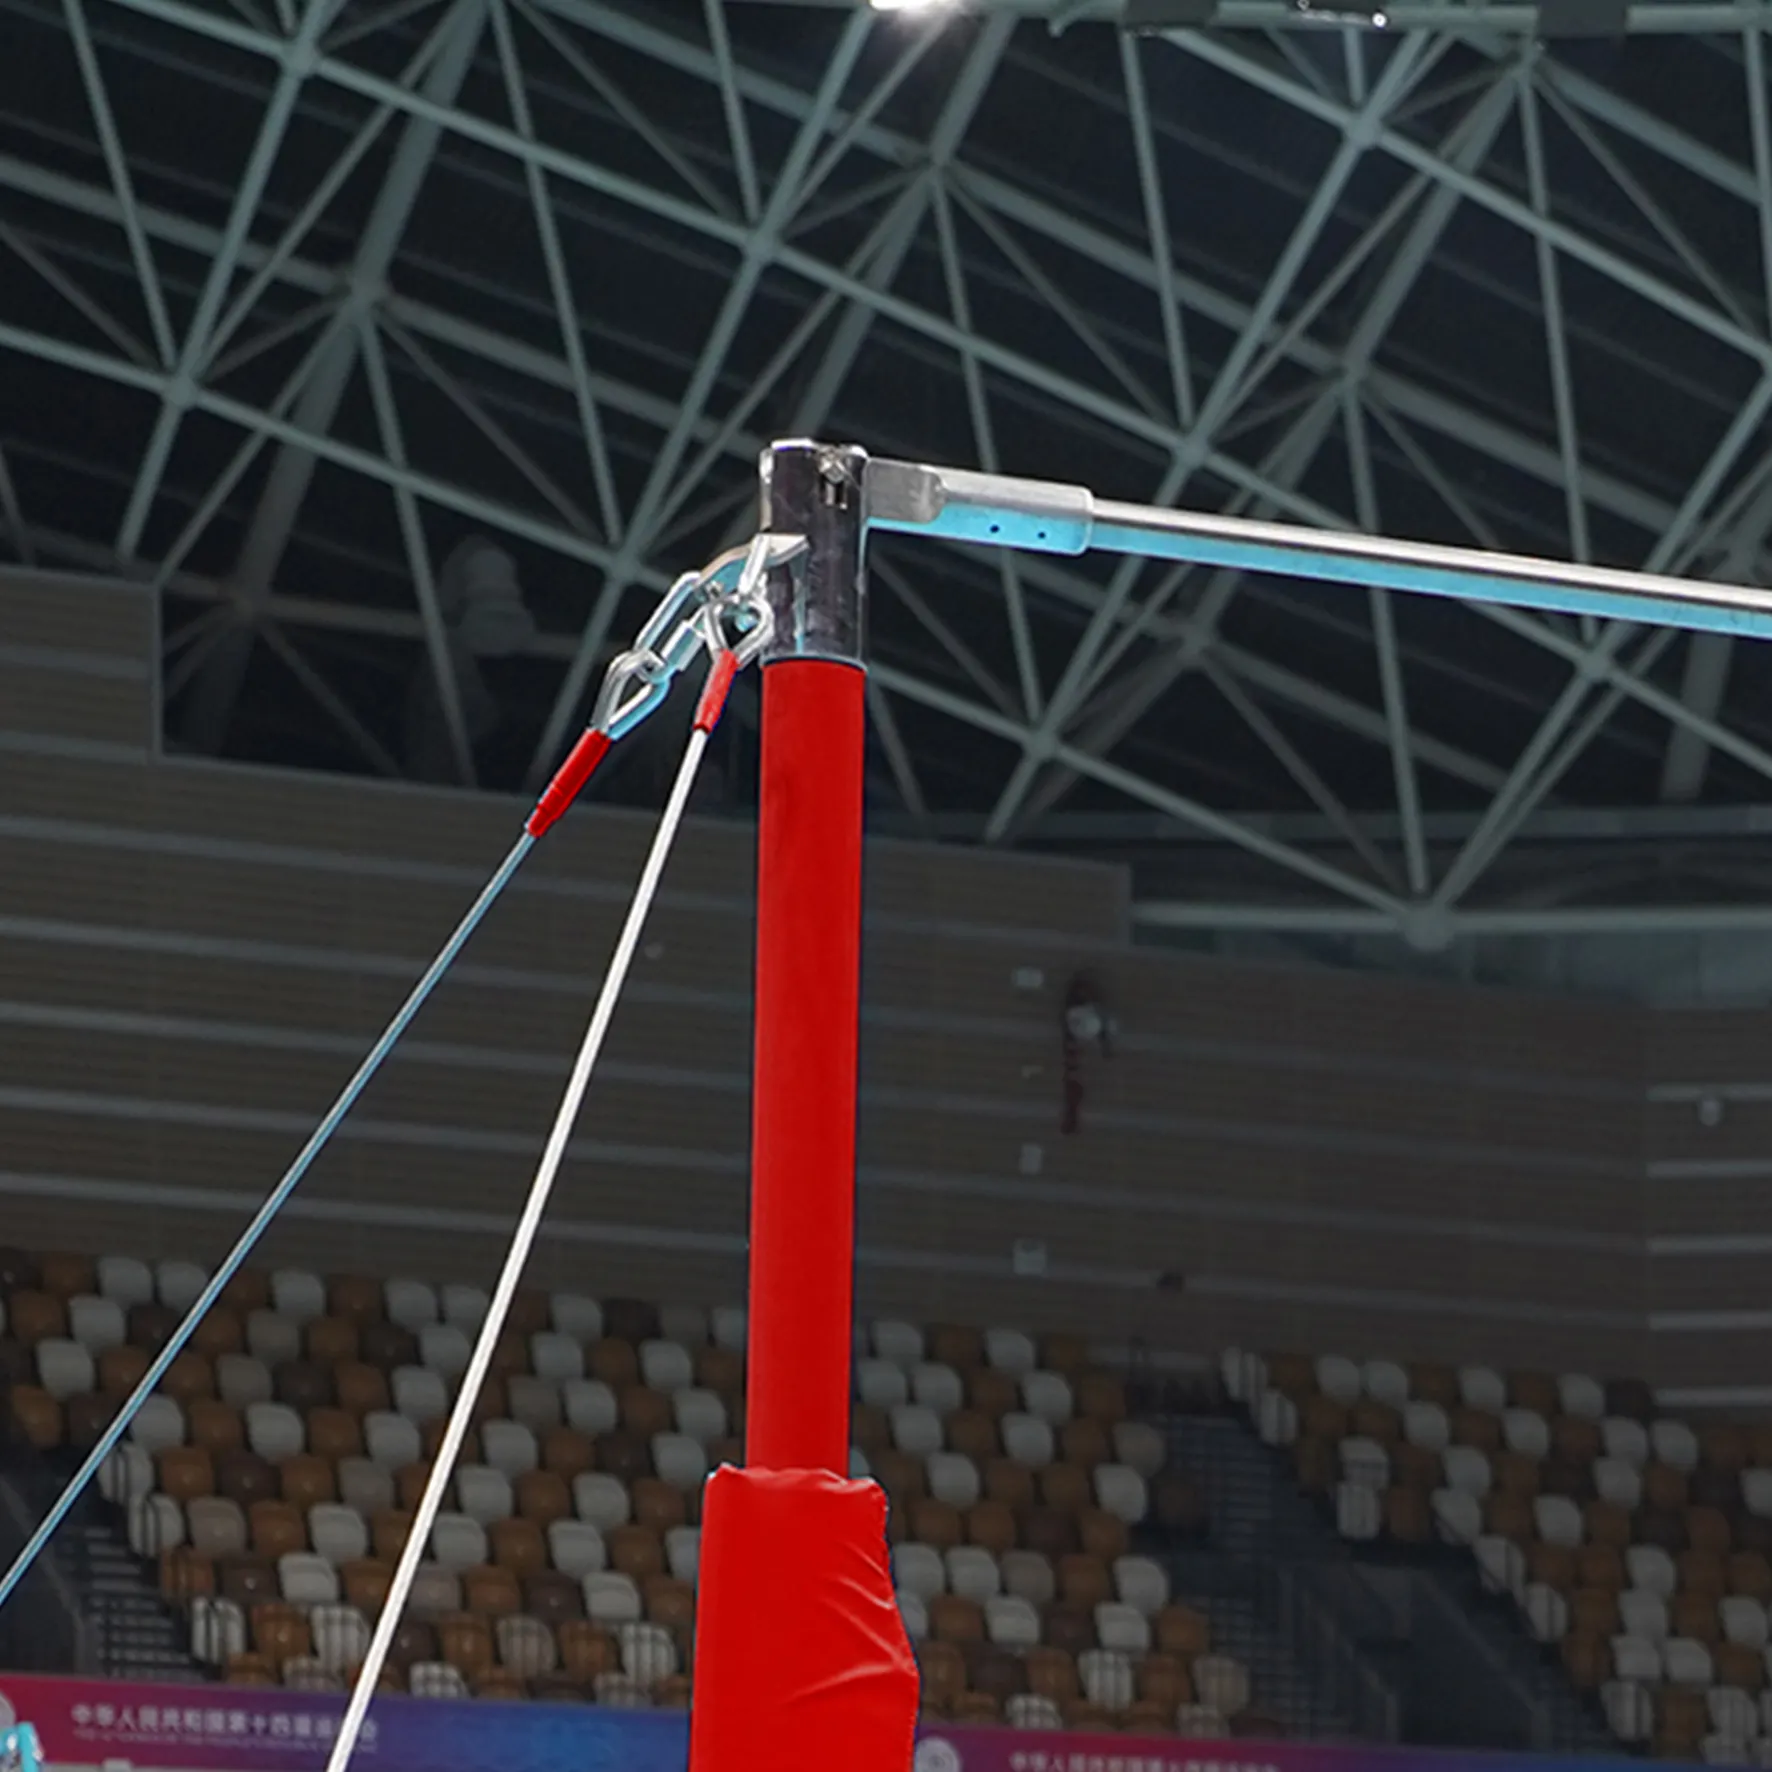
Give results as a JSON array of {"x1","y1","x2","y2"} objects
[
  {"x1": 689, "y1": 1466, "x2": 918, "y2": 1772},
  {"x1": 746, "y1": 658, "x2": 866, "y2": 1474},
  {"x1": 694, "y1": 650, "x2": 740, "y2": 734},
  {"x1": 524, "y1": 728, "x2": 611, "y2": 838}
]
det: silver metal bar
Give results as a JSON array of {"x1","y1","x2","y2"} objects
[{"x1": 865, "y1": 458, "x2": 1772, "y2": 641}]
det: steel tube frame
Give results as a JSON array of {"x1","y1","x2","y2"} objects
[{"x1": 865, "y1": 458, "x2": 1772, "y2": 641}]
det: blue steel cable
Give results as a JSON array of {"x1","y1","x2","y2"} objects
[{"x1": 0, "y1": 831, "x2": 536, "y2": 1610}]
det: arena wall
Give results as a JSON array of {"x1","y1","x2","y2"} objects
[{"x1": 0, "y1": 568, "x2": 1671, "y2": 1385}]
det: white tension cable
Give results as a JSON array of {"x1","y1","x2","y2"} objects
[{"x1": 324, "y1": 722, "x2": 716, "y2": 1772}]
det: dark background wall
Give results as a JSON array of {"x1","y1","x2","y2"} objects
[{"x1": 0, "y1": 568, "x2": 1697, "y2": 1389}]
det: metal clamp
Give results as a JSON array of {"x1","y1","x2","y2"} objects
[{"x1": 589, "y1": 532, "x2": 806, "y2": 740}]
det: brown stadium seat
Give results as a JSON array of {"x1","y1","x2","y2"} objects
[
  {"x1": 1492, "y1": 1452, "x2": 1540, "y2": 1499},
  {"x1": 462, "y1": 1566, "x2": 522, "y2": 1619},
  {"x1": 1560, "y1": 1629, "x2": 1608, "y2": 1693},
  {"x1": 158, "y1": 1447, "x2": 214, "y2": 1505},
  {"x1": 952, "y1": 1693, "x2": 1000, "y2": 1725},
  {"x1": 916, "y1": 1641, "x2": 966, "y2": 1708},
  {"x1": 1293, "y1": 1438, "x2": 1336, "y2": 1496},
  {"x1": 1076, "y1": 1372, "x2": 1126, "y2": 1425},
  {"x1": 603, "y1": 1300, "x2": 660, "y2": 1345},
  {"x1": 1719, "y1": 1641, "x2": 1766, "y2": 1692},
  {"x1": 1041, "y1": 1334, "x2": 1090, "y2": 1377},
  {"x1": 1539, "y1": 1457, "x2": 1592, "y2": 1502},
  {"x1": 971, "y1": 1644, "x2": 1025, "y2": 1704},
  {"x1": 620, "y1": 1387, "x2": 672, "y2": 1439},
  {"x1": 1058, "y1": 1553, "x2": 1112, "y2": 1609},
  {"x1": 334, "y1": 1362, "x2": 390, "y2": 1417},
  {"x1": 645, "y1": 1576, "x2": 695, "y2": 1631},
  {"x1": 1583, "y1": 1503, "x2": 1632, "y2": 1553},
  {"x1": 219, "y1": 1271, "x2": 271, "y2": 1315},
  {"x1": 871, "y1": 1450, "x2": 923, "y2": 1507},
  {"x1": 985, "y1": 1459, "x2": 1035, "y2": 1512},
  {"x1": 1079, "y1": 1509, "x2": 1129, "y2": 1563},
  {"x1": 1693, "y1": 1466, "x2": 1742, "y2": 1513},
  {"x1": 850, "y1": 1404, "x2": 890, "y2": 1457},
  {"x1": 1738, "y1": 1516, "x2": 1772, "y2": 1557},
  {"x1": 1060, "y1": 1418, "x2": 1111, "y2": 1469},
  {"x1": 373, "y1": 1509, "x2": 414, "y2": 1563},
  {"x1": 1451, "y1": 1407, "x2": 1502, "y2": 1454},
  {"x1": 308, "y1": 1407, "x2": 363, "y2": 1464},
  {"x1": 1637, "y1": 1507, "x2": 1688, "y2": 1554},
  {"x1": 439, "y1": 1616, "x2": 495, "y2": 1680},
  {"x1": 558, "y1": 1620, "x2": 618, "y2": 1681},
  {"x1": 695, "y1": 1344, "x2": 743, "y2": 1396},
  {"x1": 1140, "y1": 1651, "x2": 1192, "y2": 1710},
  {"x1": 632, "y1": 1478, "x2": 687, "y2": 1534},
  {"x1": 98, "y1": 1346, "x2": 151, "y2": 1397},
  {"x1": 1042, "y1": 1602, "x2": 1094, "y2": 1657},
  {"x1": 217, "y1": 1451, "x2": 278, "y2": 1509},
  {"x1": 1385, "y1": 1486, "x2": 1432, "y2": 1546},
  {"x1": 250, "y1": 1600, "x2": 312, "y2": 1664},
  {"x1": 1656, "y1": 1688, "x2": 1707, "y2": 1760},
  {"x1": 327, "y1": 1277, "x2": 383, "y2": 1326},
  {"x1": 1645, "y1": 1463, "x2": 1690, "y2": 1512},
  {"x1": 490, "y1": 1519, "x2": 547, "y2": 1582},
  {"x1": 912, "y1": 1501, "x2": 962, "y2": 1552},
  {"x1": 0, "y1": 1341, "x2": 31, "y2": 1394},
  {"x1": 530, "y1": 1673, "x2": 587, "y2": 1704},
  {"x1": 1573, "y1": 1545, "x2": 1623, "y2": 1601},
  {"x1": 947, "y1": 1410, "x2": 998, "y2": 1465},
  {"x1": 1552, "y1": 1416, "x2": 1602, "y2": 1465},
  {"x1": 306, "y1": 1317, "x2": 359, "y2": 1367},
  {"x1": 1483, "y1": 1493, "x2": 1534, "y2": 1543},
  {"x1": 1025, "y1": 1645, "x2": 1080, "y2": 1703},
  {"x1": 249, "y1": 1500, "x2": 307, "y2": 1560},
  {"x1": 516, "y1": 1470, "x2": 571, "y2": 1528},
  {"x1": 397, "y1": 1463, "x2": 446, "y2": 1512},
  {"x1": 343, "y1": 1559, "x2": 394, "y2": 1616},
  {"x1": 360, "y1": 1322, "x2": 418, "y2": 1373},
  {"x1": 966, "y1": 1500, "x2": 1016, "y2": 1556},
  {"x1": 1672, "y1": 1592, "x2": 1721, "y2": 1644},
  {"x1": 387, "y1": 1618, "x2": 437, "y2": 1672},
  {"x1": 1062, "y1": 1700, "x2": 1111, "y2": 1732},
  {"x1": 524, "y1": 1571, "x2": 583, "y2": 1628},
  {"x1": 279, "y1": 1455, "x2": 336, "y2": 1512},
  {"x1": 63, "y1": 1393, "x2": 110, "y2": 1453},
  {"x1": 1020, "y1": 1505, "x2": 1078, "y2": 1560},
  {"x1": 423, "y1": 1419, "x2": 482, "y2": 1463},
  {"x1": 1688, "y1": 1507, "x2": 1733, "y2": 1558},
  {"x1": 221, "y1": 1554, "x2": 278, "y2": 1609},
  {"x1": 596, "y1": 1430, "x2": 650, "y2": 1488},
  {"x1": 1730, "y1": 1552, "x2": 1772, "y2": 1602},
  {"x1": 930, "y1": 1594, "x2": 984, "y2": 1644},
  {"x1": 10, "y1": 1293, "x2": 66, "y2": 1347},
  {"x1": 1391, "y1": 1443, "x2": 1439, "y2": 1492},
  {"x1": 1527, "y1": 1542, "x2": 1577, "y2": 1593},
  {"x1": 1153, "y1": 1473, "x2": 1208, "y2": 1537},
  {"x1": 1039, "y1": 1463, "x2": 1091, "y2": 1515},
  {"x1": 126, "y1": 1304, "x2": 180, "y2": 1354},
  {"x1": 1155, "y1": 1604, "x2": 1211, "y2": 1658},
  {"x1": 0, "y1": 1249, "x2": 39, "y2": 1294},
  {"x1": 1351, "y1": 1400, "x2": 1401, "y2": 1445},
  {"x1": 193, "y1": 1308, "x2": 245, "y2": 1360},
  {"x1": 1302, "y1": 1396, "x2": 1350, "y2": 1443},
  {"x1": 1680, "y1": 1549, "x2": 1728, "y2": 1598},
  {"x1": 609, "y1": 1525, "x2": 664, "y2": 1583},
  {"x1": 275, "y1": 1361, "x2": 334, "y2": 1413},
  {"x1": 1570, "y1": 1587, "x2": 1620, "y2": 1638},
  {"x1": 967, "y1": 1369, "x2": 1019, "y2": 1419},
  {"x1": 1122, "y1": 1699, "x2": 1173, "y2": 1735},
  {"x1": 158, "y1": 1545, "x2": 214, "y2": 1604},
  {"x1": 589, "y1": 1340, "x2": 639, "y2": 1389},
  {"x1": 225, "y1": 1652, "x2": 277, "y2": 1686},
  {"x1": 543, "y1": 1428, "x2": 595, "y2": 1481},
  {"x1": 38, "y1": 1254, "x2": 95, "y2": 1299},
  {"x1": 930, "y1": 1326, "x2": 983, "y2": 1371},
  {"x1": 163, "y1": 1351, "x2": 216, "y2": 1405}
]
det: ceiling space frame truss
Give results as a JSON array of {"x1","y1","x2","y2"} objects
[{"x1": 1, "y1": 0, "x2": 1772, "y2": 949}]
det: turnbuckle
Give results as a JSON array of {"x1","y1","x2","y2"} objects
[{"x1": 589, "y1": 531, "x2": 804, "y2": 740}]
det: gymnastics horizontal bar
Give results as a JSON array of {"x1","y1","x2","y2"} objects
[{"x1": 863, "y1": 456, "x2": 1772, "y2": 640}]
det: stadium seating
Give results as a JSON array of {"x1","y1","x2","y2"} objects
[
  {"x1": 1227, "y1": 1346, "x2": 1772, "y2": 1763},
  {"x1": 0, "y1": 1244, "x2": 1231, "y2": 1733}
]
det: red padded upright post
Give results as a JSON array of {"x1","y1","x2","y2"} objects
[{"x1": 745, "y1": 656, "x2": 866, "y2": 1474}]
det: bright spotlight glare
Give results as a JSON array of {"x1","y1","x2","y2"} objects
[{"x1": 869, "y1": 0, "x2": 956, "y2": 12}]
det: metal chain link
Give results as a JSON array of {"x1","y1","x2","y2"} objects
[{"x1": 589, "y1": 530, "x2": 803, "y2": 740}]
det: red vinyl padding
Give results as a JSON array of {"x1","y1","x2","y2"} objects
[{"x1": 689, "y1": 1465, "x2": 918, "y2": 1772}]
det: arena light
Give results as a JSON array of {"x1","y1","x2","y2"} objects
[{"x1": 869, "y1": 0, "x2": 959, "y2": 13}]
